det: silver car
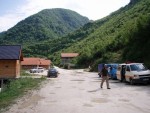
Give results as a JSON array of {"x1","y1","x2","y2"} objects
[{"x1": 30, "y1": 67, "x2": 45, "y2": 73}]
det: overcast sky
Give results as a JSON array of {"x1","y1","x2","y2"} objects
[{"x1": 0, "y1": 0, "x2": 130, "y2": 32}]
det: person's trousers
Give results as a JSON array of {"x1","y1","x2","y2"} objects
[{"x1": 100, "y1": 76, "x2": 109, "y2": 88}]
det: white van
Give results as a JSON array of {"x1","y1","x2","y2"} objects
[{"x1": 117, "y1": 63, "x2": 150, "y2": 84}]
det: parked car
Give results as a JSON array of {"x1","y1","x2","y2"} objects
[
  {"x1": 30, "y1": 67, "x2": 45, "y2": 73},
  {"x1": 98, "y1": 63, "x2": 118, "y2": 79},
  {"x1": 47, "y1": 68, "x2": 58, "y2": 78},
  {"x1": 117, "y1": 63, "x2": 150, "y2": 84},
  {"x1": 106, "y1": 64, "x2": 118, "y2": 79}
]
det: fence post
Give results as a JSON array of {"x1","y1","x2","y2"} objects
[{"x1": 0, "y1": 79, "x2": 4, "y2": 92}]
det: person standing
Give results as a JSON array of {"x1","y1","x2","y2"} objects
[
  {"x1": 100, "y1": 64, "x2": 111, "y2": 89},
  {"x1": 121, "y1": 65, "x2": 126, "y2": 82}
]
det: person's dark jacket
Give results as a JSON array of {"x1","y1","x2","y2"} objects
[{"x1": 101, "y1": 68, "x2": 108, "y2": 76}]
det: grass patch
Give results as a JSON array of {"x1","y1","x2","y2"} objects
[
  {"x1": 0, "y1": 77, "x2": 45, "y2": 111},
  {"x1": 21, "y1": 70, "x2": 31, "y2": 76}
]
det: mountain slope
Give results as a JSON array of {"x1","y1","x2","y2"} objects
[
  {"x1": 1, "y1": 0, "x2": 150, "y2": 70},
  {"x1": 0, "y1": 8, "x2": 89, "y2": 45},
  {"x1": 22, "y1": 18, "x2": 109, "y2": 57},
  {"x1": 48, "y1": 0, "x2": 150, "y2": 69}
]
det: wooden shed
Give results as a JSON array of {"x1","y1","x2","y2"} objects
[{"x1": 0, "y1": 45, "x2": 23, "y2": 79}]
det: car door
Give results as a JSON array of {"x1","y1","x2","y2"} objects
[{"x1": 125, "y1": 65, "x2": 131, "y2": 82}]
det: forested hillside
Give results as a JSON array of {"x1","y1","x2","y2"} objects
[
  {"x1": 48, "y1": 0, "x2": 150, "y2": 70},
  {"x1": 1, "y1": 0, "x2": 150, "y2": 70},
  {"x1": 0, "y1": 8, "x2": 89, "y2": 45}
]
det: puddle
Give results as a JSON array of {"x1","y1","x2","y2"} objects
[
  {"x1": 79, "y1": 88, "x2": 84, "y2": 90},
  {"x1": 91, "y1": 98, "x2": 109, "y2": 103},
  {"x1": 88, "y1": 88, "x2": 100, "y2": 93},
  {"x1": 78, "y1": 81, "x2": 83, "y2": 84},
  {"x1": 55, "y1": 87, "x2": 61, "y2": 88},
  {"x1": 91, "y1": 80, "x2": 100, "y2": 82},
  {"x1": 72, "y1": 86, "x2": 76, "y2": 88},
  {"x1": 118, "y1": 99, "x2": 130, "y2": 102},
  {"x1": 71, "y1": 73, "x2": 81, "y2": 76},
  {"x1": 46, "y1": 100, "x2": 57, "y2": 103},
  {"x1": 126, "y1": 103, "x2": 149, "y2": 113},
  {"x1": 83, "y1": 103, "x2": 93, "y2": 107},
  {"x1": 71, "y1": 79, "x2": 85, "y2": 81},
  {"x1": 18, "y1": 94, "x2": 45, "y2": 109},
  {"x1": 49, "y1": 92, "x2": 55, "y2": 94}
]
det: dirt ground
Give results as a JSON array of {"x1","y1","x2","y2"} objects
[{"x1": 2, "y1": 67, "x2": 150, "y2": 113}]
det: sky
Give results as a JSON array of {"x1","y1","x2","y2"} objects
[{"x1": 0, "y1": 0, "x2": 130, "y2": 32}]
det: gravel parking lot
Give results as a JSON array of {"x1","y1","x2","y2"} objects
[{"x1": 4, "y1": 68, "x2": 150, "y2": 113}]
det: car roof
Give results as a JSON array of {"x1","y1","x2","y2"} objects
[{"x1": 119, "y1": 63, "x2": 143, "y2": 66}]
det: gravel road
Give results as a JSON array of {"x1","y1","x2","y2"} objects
[{"x1": 3, "y1": 68, "x2": 150, "y2": 113}]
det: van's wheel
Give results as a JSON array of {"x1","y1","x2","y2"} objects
[{"x1": 130, "y1": 78, "x2": 134, "y2": 85}]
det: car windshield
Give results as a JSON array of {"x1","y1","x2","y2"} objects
[
  {"x1": 38, "y1": 67, "x2": 43, "y2": 69},
  {"x1": 50, "y1": 68, "x2": 57, "y2": 71},
  {"x1": 130, "y1": 64, "x2": 147, "y2": 71},
  {"x1": 32, "y1": 68, "x2": 37, "y2": 69}
]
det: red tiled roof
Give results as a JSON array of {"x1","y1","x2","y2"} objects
[
  {"x1": 61, "y1": 53, "x2": 79, "y2": 58},
  {"x1": 21, "y1": 58, "x2": 51, "y2": 66}
]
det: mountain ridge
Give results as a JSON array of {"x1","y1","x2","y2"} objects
[{"x1": 0, "y1": 8, "x2": 90, "y2": 45}]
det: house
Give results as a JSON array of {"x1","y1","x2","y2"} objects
[
  {"x1": 61, "y1": 53, "x2": 79, "y2": 68},
  {"x1": 0, "y1": 45, "x2": 23, "y2": 78},
  {"x1": 21, "y1": 58, "x2": 51, "y2": 69}
]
